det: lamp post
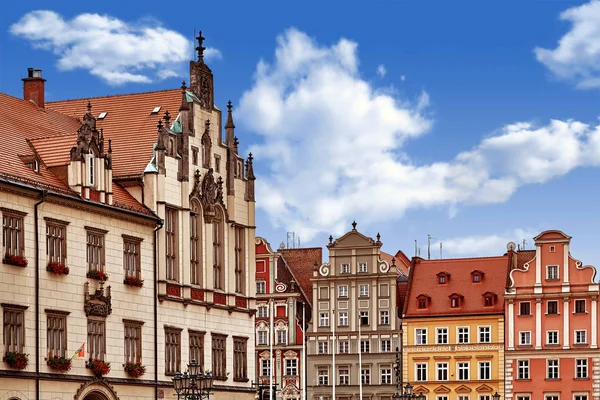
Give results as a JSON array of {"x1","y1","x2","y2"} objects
[
  {"x1": 493, "y1": 392, "x2": 501, "y2": 400},
  {"x1": 172, "y1": 360, "x2": 214, "y2": 400},
  {"x1": 392, "y1": 347, "x2": 425, "y2": 400}
]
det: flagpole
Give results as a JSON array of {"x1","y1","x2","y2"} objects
[
  {"x1": 270, "y1": 298, "x2": 274, "y2": 400},
  {"x1": 358, "y1": 311, "x2": 363, "y2": 400},
  {"x1": 302, "y1": 302, "x2": 306, "y2": 400},
  {"x1": 332, "y1": 308, "x2": 336, "y2": 400}
]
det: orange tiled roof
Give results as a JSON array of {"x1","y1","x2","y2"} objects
[
  {"x1": 47, "y1": 89, "x2": 182, "y2": 178},
  {"x1": 380, "y1": 250, "x2": 410, "y2": 276},
  {"x1": 404, "y1": 255, "x2": 509, "y2": 317},
  {"x1": 280, "y1": 247, "x2": 323, "y2": 307}
]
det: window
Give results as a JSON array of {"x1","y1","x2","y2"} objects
[
  {"x1": 517, "y1": 397, "x2": 530, "y2": 400},
  {"x1": 318, "y1": 341, "x2": 328, "y2": 354},
  {"x1": 86, "y1": 229, "x2": 105, "y2": 273},
  {"x1": 338, "y1": 311, "x2": 348, "y2": 326},
  {"x1": 233, "y1": 337, "x2": 247, "y2": 381},
  {"x1": 190, "y1": 203, "x2": 202, "y2": 285},
  {"x1": 165, "y1": 207, "x2": 178, "y2": 281},
  {"x1": 359, "y1": 284, "x2": 369, "y2": 297},
  {"x1": 436, "y1": 328, "x2": 448, "y2": 344},
  {"x1": 458, "y1": 396, "x2": 469, "y2": 400},
  {"x1": 339, "y1": 368, "x2": 349, "y2": 385},
  {"x1": 339, "y1": 341, "x2": 349, "y2": 353},
  {"x1": 212, "y1": 334, "x2": 227, "y2": 379},
  {"x1": 450, "y1": 295, "x2": 462, "y2": 308},
  {"x1": 457, "y1": 362, "x2": 469, "y2": 380},
  {"x1": 381, "y1": 339, "x2": 392, "y2": 352},
  {"x1": 360, "y1": 340, "x2": 370, "y2": 353},
  {"x1": 165, "y1": 327, "x2": 181, "y2": 375},
  {"x1": 341, "y1": 263, "x2": 350, "y2": 274},
  {"x1": 380, "y1": 310, "x2": 390, "y2": 325},
  {"x1": 87, "y1": 150, "x2": 95, "y2": 186},
  {"x1": 361, "y1": 367, "x2": 371, "y2": 385},
  {"x1": 550, "y1": 245, "x2": 556, "y2": 252},
  {"x1": 575, "y1": 396, "x2": 587, "y2": 400},
  {"x1": 46, "y1": 219, "x2": 67, "y2": 265},
  {"x1": 483, "y1": 294, "x2": 495, "y2": 307},
  {"x1": 212, "y1": 208, "x2": 224, "y2": 289},
  {"x1": 285, "y1": 359, "x2": 297, "y2": 376},
  {"x1": 480, "y1": 396, "x2": 491, "y2": 400},
  {"x1": 88, "y1": 318, "x2": 106, "y2": 361},
  {"x1": 575, "y1": 330, "x2": 587, "y2": 344},
  {"x1": 360, "y1": 311, "x2": 369, "y2": 326},
  {"x1": 416, "y1": 328, "x2": 427, "y2": 345},
  {"x1": 519, "y1": 331, "x2": 531, "y2": 346},
  {"x1": 257, "y1": 305, "x2": 268, "y2": 318},
  {"x1": 575, "y1": 299, "x2": 586, "y2": 314},
  {"x1": 415, "y1": 363, "x2": 427, "y2": 381},
  {"x1": 189, "y1": 330, "x2": 204, "y2": 370},
  {"x1": 318, "y1": 369, "x2": 329, "y2": 385},
  {"x1": 234, "y1": 227, "x2": 245, "y2": 294},
  {"x1": 439, "y1": 397, "x2": 449, "y2": 400},
  {"x1": 338, "y1": 285, "x2": 348, "y2": 298},
  {"x1": 473, "y1": 273, "x2": 481, "y2": 282},
  {"x1": 202, "y1": 135, "x2": 211, "y2": 169},
  {"x1": 47, "y1": 312, "x2": 68, "y2": 358},
  {"x1": 478, "y1": 326, "x2": 491, "y2": 343},
  {"x1": 517, "y1": 360, "x2": 530, "y2": 379},
  {"x1": 546, "y1": 265, "x2": 559, "y2": 280},
  {"x1": 2, "y1": 209, "x2": 25, "y2": 258},
  {"x1": 576, "y1": 359, "x2": 588, "y2": 379},
  {"x1": 319, "y1": 313, "x2": 329, "y2": 327},
  {"x1": 358, "y1": 263, "x2": 367, "y2": 273},
  {"x1": 458, "y1": 327, "x2": 470, "y2": 344},
  {"x1": 520, "y1": 302, "x2": 531, "y2": 316},
  {"x1": 192, "y1": 147, "x2": 199, "y2": 166},
  {"x1": 438, "y1": 273, "x2": 448, "y2": 284},
  {"x1": 547, "y1": 331, "x2": 559, "y2": 345},
  {"x1": 256, "y1": 281, "x2": 266, "y2": 294},
  {"x1": 257, "y1": 330, "x2": 267, "y2": 345},
  {"x1": 214, "y1": 155, "x2": 221, "y2": 173},
  {"x1": 3, "y1": 305, "x2": 25, "y2": 353},
  {"x1": 479, "y1": 361, "x2": 491, "y2": 380},
  {"x1": 436, "y1": 362, "x2": 448, "y2": 381},
  {"x1": 122, "y1": 236, "x2": 142, "y2": 281},
  {"x1": 547, "y1": 359, "x2": 559, "y2": 379},
  {"x1": 261, "y1": 359, "x2": 271, "y2": 376},
  {"x1": 547, "y1": 300, "x2": 558, "y2": 315},
  {"x1": 277, "y1": 329, "x2": 287, "y2": 345},
  {"x1": 417, "y1": 296, "x2": 429, "y2": 309}
]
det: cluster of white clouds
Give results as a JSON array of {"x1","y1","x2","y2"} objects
[
  {"x1": 10, "y1": 10, "x2": 221, "y2": 85},
  {"x1": 440, "y1": 228, "x2": 538, "y2": 257}
]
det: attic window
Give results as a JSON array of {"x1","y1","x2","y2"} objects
[
  {"x1": 449, "y1": 293, "x2": 463, "y2": 308},
  {"x1": 437, "y1": 272, "x2": 450, "y2": 285},
  {"x1": 97, "y1": 112, "x2": 107, "y2": 120},
  {"x1": 417, "y1": 295, "x2": 430, "y2": 309},
  {"x1": 483, "y1": 292, "x2": 496, "y2": 307},
  {"x1": 471, "y1": 270, "x2": 484, "y2": 283},
  {"x1": 549, "y1": 246, "x2": 556, "y2": 253},
  {"x1": 26, "y1": 159, "x2": 39, "y2": 173},
  {"x1": 151, "y1": 106, "x2": 161, "y2": 114}
]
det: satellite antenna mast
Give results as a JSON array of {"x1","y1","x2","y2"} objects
[
  {"x1": 287, "y1": 232, "x2": 296, "y2": 249},
  {"x1": 440, "y1": 242, "x2": 443, "y2": 259},
  {"x1": 522, "y1": 239, "x2": 527, "y2": 250},
  {"x1": 427, "y1": 234, "x2": 436, "y2": 260},
  {"x1": 298, "y1": 236, "x2": 301, "y2": 248}
]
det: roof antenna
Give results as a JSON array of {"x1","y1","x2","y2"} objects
[
  {"x1": 522, "y1": 239, "x2": 527, "y2": 250},
  {"x1": 427, "y1": 234, "x2": 437, "y2": 260},
  {"x1": 414, "y1": 240, "x2": 418, "y2": 257},
  {"x1": 440, "y1": 242, "x2": 443, "y2": 259}
]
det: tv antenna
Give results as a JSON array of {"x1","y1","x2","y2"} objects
[{"x1": 427, "y1": 234, "x2": 437, "y2": 260}]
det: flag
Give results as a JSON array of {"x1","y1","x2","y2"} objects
[{"x1": 73, "y1": 343, "x2": 85, "y2": 358}]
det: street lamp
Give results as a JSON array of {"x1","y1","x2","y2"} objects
[
  {"x1": 392, "y1": 347, "x2": 425, "y2": 400},
  {"x1": 493, "y1": 392, "x2": 501, "y2": 400},
  {"x1": 171, "y1": 360, "x2": 213, "y2": 399}
]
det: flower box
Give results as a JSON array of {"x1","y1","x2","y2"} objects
[
  {"x1": 123, "y1": 276, "x2": 143, "y2": 288},
  {"x1": 46, "y1": 355, "x2": 72, "y2": 372},
  {"x1": 87, "y1": 358, "x2": 110, "y2": 377},
  {"x1": 3, "y1": 351, "x2": 28, "y2": 370},
  {"x1": 124, "y1": 361, "x2": 146, "y2": 378},
  {"x1": 47, "y1": 261, "x2": 70, "y2": 275},
  {"x1": 3, "y1": 254, "x2": 28, "y2": 267},
  {"x1": 87, "y1": 269, "x2": 108, "y2": 281}
]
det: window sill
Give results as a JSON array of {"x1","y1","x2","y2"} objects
[
  {"x1": 518, "y1": 314, "x2": 532, "y2": 317},
  {"x1": 574, "y1": 377, "x2": 590, "y2": 381},
  {"x1": 545, "y1": 378, "x2": 561, "y2": 381},
  {"x1": 213, "y1": 376, "x2": 228, "y2": 381},
  {"x1": 573, "y1": 312, "x2": 588, "y2": 315},
  {"x1": 516, "y1": 378, "x2": 532, "y2": 381},
  {"x1": 546, "y1": 344, "x2": 561, "y2": 347},
  {"x1": 234, "y1": 377, "x2": 249, "y2": 382},
  {"x1": 573, "y1": 343, "x2": 588, "y2": 346}
]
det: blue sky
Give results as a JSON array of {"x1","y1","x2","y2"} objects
[{"x1": 2, "y1": 0, "x2": 600, "y2": 263}]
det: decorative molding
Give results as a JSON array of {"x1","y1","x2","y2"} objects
[
  {"x1": 122, "y1": 234, "x2": 144, "y2": 243},
  {"x1": 85, "y1": 226, "x2": 109, "y2": 235},
  {"x1": 0, "y1": 207, "x2": 27, "y2": 217},
  {"x1": 1, "y1": 303, "x2": 29, "y2": 310},
  {"x1": 84, "y1": 281, "x2": 112, "y2": 317},
  {"x1": 73, "y1": 377, "x2": 120, "y2": 400},
  {"x1": 44, "y1": 309, "x2": 71, "y2": 316},
  {"x1": 44, "y1": 217, "x2": 70, "y2": 226},
  {"x1": 122, "y1": 319, "x2": 145, "y2": 326}
]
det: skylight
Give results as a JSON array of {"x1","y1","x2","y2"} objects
[
  {"x1": 151, "y1": 106, "x2": 161, "y2": 114},
  {"x1": 98, "y1": 112, "x2": 107, "y2": 120}
]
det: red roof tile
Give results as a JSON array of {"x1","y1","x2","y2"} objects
[
  {"x1": 279, "y1": 247, "x2": 323, "y2": 307},
  {"x1": 380, "y1": 250, "x2": 410, "y2": 276}
]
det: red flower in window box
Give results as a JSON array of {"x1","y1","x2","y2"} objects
[
  {"x1": 3, "y1": 351, "x2": 29, "y2": 370},
  {"x1": 87, "y1": 269, "x2": 108, "y2": 281},
  {"x1": 123, "y1": 276, "x2": 144, "y2": 288},
  {"x1": 47, "y1": 261, "x2": 70, "y2": 275},
  {"x1": 87, "y1": 358, "x2": 111, "y2": 377},
  {"x1": 124, "y1": 361, "x2": 146, "y2": 378},
  {"x1": 46, "y1": 355, "x2": 72, "y2": 372},
  {"x1": 3, "y1": 254, "x2": 28, "y2": 267}
]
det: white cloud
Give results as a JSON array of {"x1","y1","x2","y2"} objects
[
  {"x1": 239, "y1": 28, "x2": 600, "y2": 241},
  {"x1": 535, "y1": 0, "x2": 600, "y2": 88},
  {"x1": 10, "y1": 10, "x2": 221, "y2": 85},
  {"x1": 400, "y1": 75, "x2": 406, "y2": 82},
  {"x1": 440, "y1": 229, "x2": 538, "y2": 257},
  {"x1": 377, "y1": 64, "x2": 387, "y2": 77}
]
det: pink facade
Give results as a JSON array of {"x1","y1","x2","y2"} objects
[{"x1": 505, "y1": 231, "x2": 600, "y2": 400}]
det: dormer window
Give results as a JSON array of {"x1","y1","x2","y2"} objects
[
  {"x1": 449, "y1": 293, "x2": 463, "y2": 308},
  {"x1": 482, "y1": 292, "x2": 496, "y2": 307},
  {"x1": 471, "y1": 270, "x2": 484, "y2": 283},
  {"x1": 87, "y1": 149, "x2": 95, "y2": 187},
  {"x1": 437, "y1": 272, "x2": 450, "y2": 284},
  {"x1": 417, "y1": 294, "x2": 431, "y2": 309}
]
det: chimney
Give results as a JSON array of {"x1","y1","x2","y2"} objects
[{"x1": 22, "y1": 68, "x2": 46, "y2": 108}]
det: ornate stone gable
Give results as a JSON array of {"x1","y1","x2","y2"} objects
[
  {"x1": 84, "y1": 281, "x2": 112, "y2": 317},
  {"x1": 189, "y1": 168, "x2": 227, "y2": 223},
  {"x1": 70, "y1": 102, "x2": 107, "y2": 162},
  {"x1": 189, "y1": 32, "x2": 214, "y2": 111}
]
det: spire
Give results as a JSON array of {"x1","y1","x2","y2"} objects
[
  {"x1": 163, "y1": 110, "x2": 171, "y2": 127},
  {"x1": 196, "y1": 31, "x2": 206, "y2": 63},
  {"x1": 179, "y1": 81, "x2": 189, "y2": 111},
  {"x1": 86, "y1": 101, "x2": 92, "y2": 114},
  {"x1": 225, "y1": 100, "x2": 236, "y2": 148},
  {"x1": 225, "y1": 101, "x2": 235, "y2": 129},
  {"x1": 246, "y1": 153, "x2": 255, "y2": 180}
]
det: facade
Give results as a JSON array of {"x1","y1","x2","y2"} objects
[
  {"x1": 0, "y1": 34, "x2": 256, "y2": 400},
  {"x1": 504, "y1": 231, "x2": 600, "y2": 400},
  {"x1": 402, "y1": 254, "x2": 509, "y2": 400},
  {"x1": 307, "y1": 223, "x2": 405, "y2": 400},
  {"x1": 254, "y1": 238, "x2": 318, "y2": 400}
]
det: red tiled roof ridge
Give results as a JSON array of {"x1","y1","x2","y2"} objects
[
  {"x1": 280, "y1": 247, "x2": 323, "y2": 251},
  {"x1": 46, "y1": 87, "x2": 181, "y2": 105},
  {"x1": 417, "y1": 255, "x2": 507, "y2": 262}
]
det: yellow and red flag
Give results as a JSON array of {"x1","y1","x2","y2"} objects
[{"x1": 73, "y1": 344, "x2": 85, "y2": 358}]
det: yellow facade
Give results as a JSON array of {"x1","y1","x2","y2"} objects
[{"x1": 402, "y1": 314, "x2": 505, "y2": 400}]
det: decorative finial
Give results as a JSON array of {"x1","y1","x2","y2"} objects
[
  {"x1": 87, "y1": 101, "x2": 92, "y2": 113},
  {"x1": 329, "y1": 235, "x2": 333, "y2": 244},
  {"x1": 248, "y1": 152, "x2": 253, "y2": 162},
  {"x1": 195, "y1": 169, "x2": 201, "y2": 182},
  {"x1": 233, "y1": 136, "x2": 239, "y2": 148},
  {"x1": 163, "y1": 110, "x2": 171, "y2": 125},
  {"x1": 181, "y1": 80, "x2": 187, "y2": 91},
  {"x1": 196, "y1": 30, "x2": 206, "y2": 62},
  {"x1": 205, "y1": 119, "x2": 210, "y2": 130},
  {"x1": 227, "y1": 100, "x2": 232, "y2": 111},
  {"x1": 377, "y1": 232, "x2": 381, "y2": 242},
  {"x1": 392, "y1": 257, "x2": 396, "y2": 266},
  {"x1": 157, "y1": 119, "x2": 163, "y2": 130},
  {"x1": 352, "y1": 221, "x2": 357, "y2": 230}
]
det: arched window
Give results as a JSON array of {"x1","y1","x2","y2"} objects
[
  {"x1": 212, "y1": 207, "x2": 224, "y2": 290},
  {"x1": 190, "y1": 200, "x2": 202, "y2": 286},
  {"x1": 88, "y1": 149, "x2": 95, "y2": 187},
  {"x1": 202, "y1": 136, "x2": 211, "y2": 169}
]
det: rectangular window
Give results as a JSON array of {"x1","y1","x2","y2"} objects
[
  {"x1": 576, "y1": 359, "x2": 588, "y2": 379},
  {"x1": 2, "y1": 209, "x2": 25, "y2": 258},
  {"x1": 381, "y1": 339, "x2": 391, "y2": 352},
  {"x1": 479, "y1": 361, "x2": 491, "y2": 380},
  {"x1": 189, "y1": 330, "x2": 204, "y2": 370},
  {"x1": 480, "y1": 396, "x2": 491, "y2": 400},
  {"x1": 415, "y1": 363, "x2": 427, "y2": 381},
  {"x1": 517, "y1": 360, "x2": 529, "y2": 379},
  {"x1": 361, "y1": 367, "x2": 371, "y2": 385},
  {"x1": 46, "y1": 219, "x2": 67, "y2": 265},
  {"x1": 124, "y1": 320, "x2": 142, "y2": 364},
  {"x1": 318, "y1": 369, "x2": 329, "y2": 385},
  {"x1": 257, "y1": 305, "x2": 268, "y2": 318},
  {"x1": 458, "y1": 327, "x2": 470, "y2": 344},
  {"x1": 214, "y1": 155, "x2": 221, "y2": 173},
  {"x1": 285, "y1": 359, "x2": 297, "y2": 376},
  {"x1": 86, "y1": 228, "x2": 106, "y2": 273},
  {"x1": 547, "y1": 359, "x2": 559, "y2": 379},
  {"x1": 547, "y1": 300, "x2": 558, "y2": 314},
  {"x1": 165, "y1": 327, "x2": 181, "y2": 375},
  {"x1": 379, "y1": 283, "x2": 390, "y2": 297},
  {"x1": 277, "y1": 329, "x2": 287, "y2": 345},
  {"x1": 261, "y1": 359, "x2": 270, "y2": 376},
  {"x1": 339, "y1": 368, "x2": 349, "y2": 385},
  {"x1": 380, "y1": 310, "x2": 390, "y2": 325},
  {"x1": 359, "y1": 284, "x2": 369, "y2": 297},
  {"x1": 546, "y1": 265, "x2": 559, "y2": 280},
  {"x1": 338, "y1": 311, "x2": 348, "y2": 326},
  {"x1": 212, "y1": 334, "x2": 227, "y2": 379},
  {"x1": 436, "y1": 327, "x2": 448, "y2": 344},
  {"x1": 575, "y1": 299, "x2": 586, "y2": 314},
  {"x1": 360, "y1": 340, "x2": 370, "y2": 353},
  {"x1": 519, "y1": 302, "x2": 531, "y2": 316},
  {"x1": 416, "y1": 328, "x2": 427, "y2": 345},
  {"x1": 189, "y1": 209, "x2": 201, "y2": 285},
  {"x1": 517, "y1": 397, "x2": 530, "y2": 400},
  {"x1": 319, "y1": 313, "x2": 329, "y2": 327},
  {"x1": 360, "y1": 311, "x2": 369, "y2": 326},
  {"x1": 123, "y1": 236, "x2": 142, "y2": 280},
  {"x1": 575, "y1": 396, "x2": 587, "y2": 400},
  {"x1": 478, "y1": 326, "x2": 491, "y2": 343},
  {"x1": 234, "y1": 227, "x2": 245, "y2": 294},
  {"x1": 339, "y1": 341, "x2": 349, "y2": 353},
  {"x1": 519, "y1": 331, "x2": 531, "y2": 346},
  {"x1": 437, "y1": 362, "x2": 448, "y2": 381},
  {"x1": 318, "y1": 341, "x2": 328, "y2": 354},
  {"x1": 547, "y1": 330, "x2": 559, "y2": 345},
  {"x1": 256, "y1": 281, "x2": 266, "y2": 294},
  {"x1": 338, "y1": 285, "x2": 348, "y2": 298},
  {"x1": 575, "y1": 330, "x2": 587, "y2": 344},
  {"x1": 88, "y1": 318, "x2": 106, "y2": 361},
  {"x1": 358, "y1": 262, "x2": 367, "y2": 273},
  {"x1": 212, "y1": 215, "x2": 224, "y2": 289},
  {"x1": 257, "y1": 330, "x2": 267, "y2": 345},
  {"x1": 233, "y1": 337, "x2": 247, "y2": 381},
  {"x1": 458, "y1": 396, "x2": 469, "y2": 400},
  {"x1": 341, "y1": 263, "x2": 350, "y2": 274},
  {"x1": 165, "y1": 207, "x2": 178, "y2": 281},
  {"x1": 47, "y1": 312, "x2": 67, "y2": 358},
  {"x1": 457, "y1": 362, "x2": 470, "y2": 380},
  {"x1": 192, "y1": 147, "x2": 199, "y2": 166}
]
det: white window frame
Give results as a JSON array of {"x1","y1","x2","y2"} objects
[
  {"x1": 519, "y1": 331, "x2": 531, "y2": 346},
  {"x1": 457, "y1": 326, "x2": 470, "y2": 344},
  {"x1": 338, "y1": 285, "x2": 348, "y2": 298},
  {"x1": 380, "y1": 367, "x2": 392, "y2": 385},
  {"x1": 436, "y1": 327, "x2": 448, "y2": 344},
  {"x1": 257, "y1": 305, "x2": 268, "y2": 318},
  {"x1": 339, "y1": 367, "x2": 349, "y2": 385},
  {"x1": 457, "y1": 362, "x2": 470, "y2": 380},
  {"x1": 256, "y1": 281, "x2": 266, "y2": 294},
  {"x1": 359, "y1": 284, "x2": 369, "y2": 297},
  {"x1": 415, "y1": 363, "x2": 427, "y2": 382},
  {"x1": 360, "y1": 340, "x2": 370, "y2": 353},
  {"x1": 358, "y1": 262, "x2": 367, "y2": 273},
  {"x1": 261, "y1": 359, "x2": 271, "y2": 376},
  {"x1": 380, "y1": 310, "x2": 390, "y2": 325},
  {"x1": 359, "y1": 311, "x2": 369, "y2": 326},
  {"x1": 361, "y1": 366, "x2": 371, "y2": 385},
  {"x1": 574, "y1": 299, "x2": 587, "y2": 314},
  {"x1": 87, "y1": 149, "x2": 95, "y2": 187},
  {"x1": 478, "y1": 326, "x2": 491, "y2": 343},
  {"x1": 478, "y1": 361, "x2": 491, "y2": 380},
  {"x1": 547, "y1": 330, "x2": 559, "y2": 345},
  {"x1": 317, "y1": 368, "x2": 329, "y2": 385},
  {"x1": 575, "y1": 330, "x2": 587, "y2": 344},
  {"x1": 341, "y1": 263, "x2": 350, "y2": 274},
  {"x1": 547, "y1": 359, "x2": 560, "y2": 379},
  {"x1": 257, "y1": 329, "x2": 268, "y2": 345},
  {"x1": 547, "y1": 300, "x2": 559, "y2": 315},
  {"x1": 338, "y1": 341, "x2": 349, "y2": 354},
  {"x1": 575, "y1": 359, "x2": 588, "y2": 379},
  {"x1": 436, "y1": 362, "x2": 448, "y2": 381},
  {"x1": 517, "y1": 360, "x2": 530, "y2": 379},
  {"x1": 546, "y1": 264, "x2": 559, "y2": 280},
  {"x1": 381, "y1": 339, "x2": 392, "y2": 352},
  {"x1": 285, "y1": 359, "x2": 297, "y2": 376},
  {"x1": 416, "y1": 328, "x2": 428, "y2": 345},
  {"x1": 338, "y1": 311, "x2": 348, "y2": 326},
  {"x1": 319, "y1": 312, "x2": 329, "y2": 327},
  {"x1": 318, "y1": 341, "x2": 328, "y2": 354},
  {"x1": 574, "y1": 395, "x2": 588, "y2": 400},
  {"x1": 480, "y1": 395, "x2": 491, "y2": 400}
]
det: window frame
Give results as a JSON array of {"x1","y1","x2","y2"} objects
[
  {"x1": 317, "y1": 368, "x2": 329, "y2": 385},
  {"x1": 45, "y1": 218, "x2": 69, "y2": 266},
  {"x1": 339, "y1": 367, "x2": 349, "y2": 385},
  {"x1": 575, "y1": 358, "x2": 588, "y2": 379},
  {"x1": 436, "y1": 362, "x2": 448, "y2": 381},
  {"x1": 256, "y1": 281, "x2": 266, "y2": 294},
  {"x1": 360, "y1": 311, "x2": 369, "y2": 326},
  {"x1": 211, "y1": 333, "x2": 227, "y2": 380},
  {"x1": 46, "y1": 310, "x2": 69, "y2": 358},
  {"x1": 338, "y1": 311, "x2": 348, "y2": 327},
  {"x1": 123, "y1": 235, "x2": 142, "y2": 280},
  {"x1": 415, "y1": 363, "x2": 427, "y2": 382},
  {"x1": 380, "y1": 310, "x2": 390, "y2": 325},
  {"x1": 358, "y1": 262, "x2": 368, "y2": 273},
  {"x1": 547, "y1": 300, "x2": 559, "y2": 315},
  {"x1": 234, "y1": 227, "x2": 245, "y2": 294},
  {"x1": 416, "y1": 328, "x2": 428, "y2": 345},
  {"x1": 381, "y1": 339, "x2": 391, "y2": 352},
  {"x1": 380, "y1": 367, "x2": 392, "y2": 385},
  {"x1": 319, "y1": 312, "x2": 329, "y2": 327},
  {"x1": 574, "y1": 330, "x2": 587, "y2": 345},
  {"x1": 519, "y1": 301, "x2": 531, "y2": 316},
  {"x1": 341, "y1": 263, "x2": 350, "y2": 274},
  {"x1": 2, "y1": 208, "x2": 26, "y2": 258},
  {"x1": 361, "y1": 366, "x2": 371, "y2": 385},
  {"x1": 478, "y1": 361, "x2": 491, "y2": 380},
  {"x1": 165, "y1": 207, "x2": 179, "y2": 282},
  {"x1": 478, "y1": 326, "x2": 491, "y2": 343},
  {"x1": 124, "y1": 319, "x2": 143, "y2": 364},
  {"x1": 436, "y1": 327, "x2": 448, "y2": 345},
  {"x1": 547, "y1": 330, "x2": 559, "y2": 345},
  {"x1": 457, "y1": 326, "x2": 470, "y2": 344},
  {"x1": 285, "y1": 358, "x2": 298, "y2": 377},
  {"x1": 359, "y1": 284, "x2": 369, "y2": 297},
  {"x1": 457, "y1": 361, "x2": 470, "y2": 380},
  {"x1": 2, "y1": 304, "x2": 26, "y2": 354},
  {"x1": 360, "y1": 339, "x2": 370, "y2": 353},
  {"x1": 88, "y1": 316, "x2": 107, "y2": 361},
  {"x1": 164, "y1": 326, "x2": 182, "y2": 376},
  {"x1": 517, "y1": 360, "x2": 530, "y2": 380},
  {"x1": 189, "y1": 330, "x2": 205, "y2": 370},
  {"x1": 212, "y1": 208, "x2": 225, "y2": 290},
  {"x1": 86, "y1": 227, "x2": 107, "y2": 273},
  {"x1": 189, "y1": 202, "x2": 202, "y2": 286},
  {"x1": 547, "y1": 359, "x2": 560, "y2": 379},
  {"x1": 575, "y1": 299, "x2": 587, "y2": 314},
  {"x1": 519, "y1": 331, "x2": 532, "y2": 346},
  {"x1": 233, "y1": 336, "x2": 248, "y2": 382},
  {"x1": 338, "y1": 285, "x2": 348, "y2": 298}
]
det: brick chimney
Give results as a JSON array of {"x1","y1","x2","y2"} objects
[{"x1": 22, "y1": 68, "x2": 46, "y2": 108}]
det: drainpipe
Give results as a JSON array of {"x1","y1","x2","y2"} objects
[
  {"x1": 34, "y1": 189, "x2": 47, "y2": 400},
  {"x1": 154, "y1": 218, "x2": 164, "y2": 399}
]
